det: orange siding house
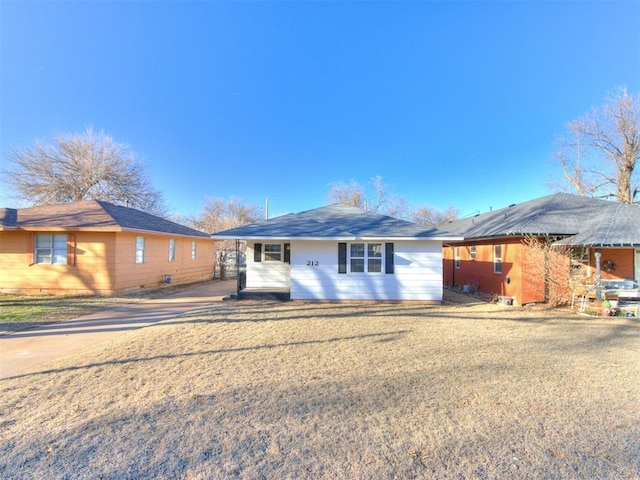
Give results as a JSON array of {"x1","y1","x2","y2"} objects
[
  {"x1": 0, "y1": 200, "x2": 215, "y2": 295},
  {"x1": 443, "y1": 194, "x2": 640, "y2": 306}
]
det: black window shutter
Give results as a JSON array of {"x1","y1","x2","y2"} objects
[
  {"x1": 385, "y1": 243, "x2": 394, "y2": 274},
  {"x1": 284, "y1": 243, "x2": 290, "y2": 264},
  {"x1": 338, "y1": 242, "x2": 347, "y2": 274},
  {"x1": 254, "y1": 243, "x2": 262, "y2": 262}
]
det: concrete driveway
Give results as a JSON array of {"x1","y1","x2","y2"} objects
[{"x1": 0, "y1": 280, "x2": 238, "y2": 379}]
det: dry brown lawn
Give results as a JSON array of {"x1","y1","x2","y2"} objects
[
  {"x1": 1, "y1": 294, "x2": 639, "y2": 479},
  {"x1": 0, "y1": 283, "x2": 200, "y2": 334}
]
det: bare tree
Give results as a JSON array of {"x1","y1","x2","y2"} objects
[
  {"x1": 2, "y1": 127, "x2": 168, "y2": 215},
  {"x1": 556, "y1": 87, "x2": 639, "y2": 204},
  {"x1": 328, "y1": 176, "x2": 459, "y2": 223},
  {"x1": 328, "y1": 180, "x2": 367, "y2": 209},
  {"x1": 412, "y1": 205, "x2": 459, "y2": 227},
  {"x1": 327, "y1": 176, "x2": 410, "y2": 216},
  {"x1": 189, "y1": 197, "x2": 263, "y2": 277},
  {"x1": 522, "y1": 235, "x2": 573, "y2": 307}
]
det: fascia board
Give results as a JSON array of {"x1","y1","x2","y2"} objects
[
  {"x1": 119, "y1": 227, "x2": 210, "y2": 239},
  {"x1": 2, "y1": 226, "x2": 123, "y2": 233},
  {"x1": 211, "y1": 235, "x2": 464, "y2": 241}
]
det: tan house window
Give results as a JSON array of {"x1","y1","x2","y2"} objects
[
  {"x1": 169, "y1": 239, "x2": 176, "y2": 262},
  {"x1": 35, "y1": 233, "x2": 67, "y2": 264},
  {"x1": 454, "y1": 247, "x2": 461, "y2": 269},
  {"x1": 191, "y1": 241, "x2": 197, "y2": 261},
  {"x1": 469, "y1": 245, "x2": 476, "y2": 260},
  {"x1": 136, "y1": 236, "x2": 145, "y2": 264}
]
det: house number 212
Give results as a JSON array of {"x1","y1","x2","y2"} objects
[{"x1": 306, "y1": 261, "x2": 319, "y2": 266}]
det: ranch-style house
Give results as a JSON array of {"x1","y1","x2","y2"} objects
[{"x1": 212, "y1": 204, "x2": 462, "y2": 302}]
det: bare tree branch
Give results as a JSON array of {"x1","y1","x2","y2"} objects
[
  {"x1": 2, "y1": 127, "x2": 168, "y2": 215},
  {"x1": 327, "y1": 176, "x2": 458, "y2": 224},
  {"x1": 327, "y1": 176, "x2": 409, "y2": 215},
  {"x1": 328, "y1": 180, "x2": 367, "y2": 209},
  {"x1": 554, "y1": 87, "x2": 639, "y2": 203},
  {"x1": 523, "y1": 235, "x2": 574, "y2": 307},
  {"x1": 412, "y1": 205, "x2": 459, "y2": 227},
  {"x1": 188, "y1": 197, "x2": 263, "y2": 273}
]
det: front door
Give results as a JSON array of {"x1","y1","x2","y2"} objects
[{"x1": 635, "y1": 249, "x2": 640, "y2": 284}]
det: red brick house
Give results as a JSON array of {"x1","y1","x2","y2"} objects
[{"x1": 442, "y1": 194, "x2": 640, "y2": 305}]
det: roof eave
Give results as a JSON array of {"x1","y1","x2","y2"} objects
[
  {"x1": 0, "y1": 226, "x2": 123, "y2": 232},
  {"x1": 211, "y1": 234, "x2": 463, "y2": 241},
  {"x1": 575, "y1": 243, "x2": 640, "y2": 248},
  {"x1": 120, "y1": 227, "x2": 211, "y2": 239}
]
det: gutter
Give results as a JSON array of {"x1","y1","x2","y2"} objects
[{"x1": 212, "y1": 235, "x2": 464, "y2": 242}]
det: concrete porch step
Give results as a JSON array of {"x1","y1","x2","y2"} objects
[{"x1": 236, "y1": 289, "x2": 291, "y2": 301}]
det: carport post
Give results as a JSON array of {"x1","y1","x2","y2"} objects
[
  {"x1": 595, "y1": 250, "x2": 602, "y2": 302},
  {"x1": 235, "y1": 239, "x2": 240, "y2": 295}
]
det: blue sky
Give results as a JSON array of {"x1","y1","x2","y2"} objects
[{"x1": 1, "y1": 1, "x2": 639, "y2": 219}]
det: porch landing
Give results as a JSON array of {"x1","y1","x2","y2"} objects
[{"x1": 236, "y1": 288, "x2": 291, "y2": 301}]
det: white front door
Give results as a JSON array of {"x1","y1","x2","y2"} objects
[{"x1": 635, "y1": 249, "x2": 640, "y2": 284}]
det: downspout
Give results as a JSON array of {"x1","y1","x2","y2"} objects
[{"x1": 451, "y1": 245, "x2": 456, "y2": 288}]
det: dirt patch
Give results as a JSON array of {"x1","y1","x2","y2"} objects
[
  {"x1": 0, "y1": 281, "x2": 211, "y2": 334},
  {"x1": 442, "y1": 288, "x2": 497, "y2": 306},
  {"x1": 1, "y1": 301, "x2": 638, "y2": 479}
]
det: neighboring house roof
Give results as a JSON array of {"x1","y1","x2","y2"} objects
[
  {"x1": 442, "y1": 193, "x2": 640, "y2": 247},
  {"x1": 0, "y1": 200, "x2": 210, "y2": 238},
  {"x1": 212, "y1": 203, "x2": 462, "y2": 241}
]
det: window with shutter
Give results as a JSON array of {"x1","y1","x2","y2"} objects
[
  {"x1": 343, "y1": 242, "x2": 387, "y2": 274},
  {"x1": 264, "y1": 244, "x2": 282, "y2": 261}
]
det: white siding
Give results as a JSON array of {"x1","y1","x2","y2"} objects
[
  {"x1": 246, "y1": 242, "x2": 290, "y2": 288},
  {"x1": 290, "y1": 240, "x2": 443, "y2": 301}
]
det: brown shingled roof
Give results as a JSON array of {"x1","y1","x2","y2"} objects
[{"x1": 0, "y1": 200, "x2": 210, "y2": 238}]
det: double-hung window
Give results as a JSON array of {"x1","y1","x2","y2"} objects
[
  {"x1": 494, "y1": 245, "x2": 502, "y2": 273},
  {"x1": 253, "y1": 243, "x2": 286, "y2": 263},
  {"x1": 136, "y1": 236, "x2": 145, "y2": 264},
  {"x1": 339, "y1": 242, "x2": 393, "y2": 274},
  {"x1": 350, "y1": 243, "x2": 365, "y2": 272},
  {"x1": 191, "y1": 241, "x2": 197, "y2": 261},
  {"x1": 367, "y1": 243, "x2": 382, "y2": 273},
  {"x1": 469, "y1": 245, "x2": 476, "y2": 260},
  {"x1": 264, "y1": 243, "x2": 282, "y2": 261},
  {"x1": 350, "y1": 243, "x2": 383, "y2": 273},
  {"x1": 35, "y1": 234, "x2": 67, "y2": 264},
  {"x1": 169, "y1": 239, "x2": 176, "y2": 262}
]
